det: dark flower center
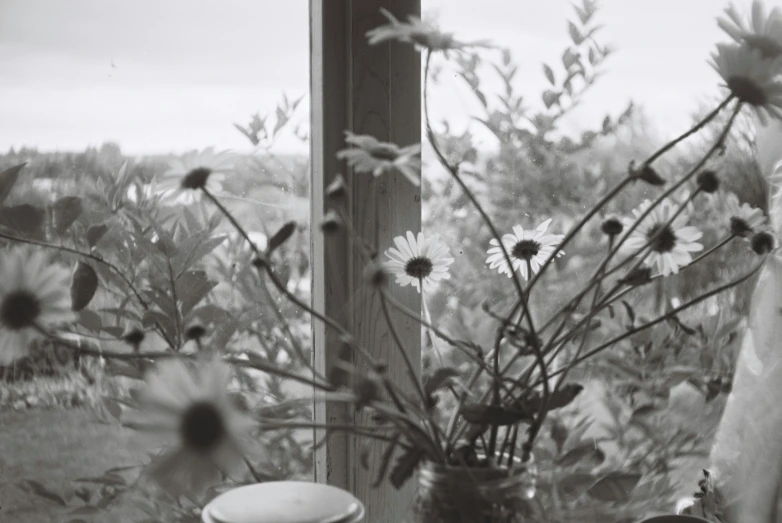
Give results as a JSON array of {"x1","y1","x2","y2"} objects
[
  {"x1": 0, "y1": 290, "x2": 41, "y2": 330},
  {"x1": 727, "y1": 76, "x2": 768, "y2": 106},
  {"x1": 647, "y1": 224, "x2": 677, "y2": 253},
  {"x1": 730, "y1": 216, "x2": 753, "y2": 238},
  {"x1": 181, "y1": 167, "x2": 213, "y2": 190},
  {"x1": 744, "y1": 35, "x2": 782, "y2": 60},
  {"x1": 180, "y1": 401, "x2": 226, "y2": 452},
  {"x1": 404, "y1": 257, "x2": 434, "y2": 279},
  {"x1": 512, "y1": 240, "x2": 541, "y2": 261},
  {"x1": 122, "y1": 329, "x2": 146, "y2": 348},
  {"x1": 369, "y1": 144, "x2": 399, "y2": 161}
]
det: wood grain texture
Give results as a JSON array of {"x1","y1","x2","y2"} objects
[{"x1": 310, "y1": 1, "x2": 422, "y2": 521}]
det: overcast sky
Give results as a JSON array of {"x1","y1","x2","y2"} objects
[{"x1": 0, "y1": 0, "x2": 779, "y2": 155}]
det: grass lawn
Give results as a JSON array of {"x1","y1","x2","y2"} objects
[{"x1": 0, "y1": 408, "x2": 152, "y2": 523}]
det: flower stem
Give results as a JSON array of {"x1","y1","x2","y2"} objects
[{"x1": 532, "y1": 257, "x2": 765, "y2": 387}]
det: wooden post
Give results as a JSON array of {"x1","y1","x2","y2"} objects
[{"x1": 310, "y1": 1, "x2": 422, "y2": 522}]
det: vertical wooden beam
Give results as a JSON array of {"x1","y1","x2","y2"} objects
[{"x1": 310, "y1": 1, "x2": 422, "y2": 522}]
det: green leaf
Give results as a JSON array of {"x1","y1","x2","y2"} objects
[
  {"x1": 86, "y1": 223, "x2": 109, "y2": 248},
  {"x1": 542, "y1": 64, "x2": 556, "y2": 86},
  {"x1": 461, "y1": 404, "x2": 533, "y2": 426},
  {"x1": 71, "y1": 262, "x2": 99, "y2": 311},
  {"x1": 75, "y1": 473, "x2": 126, "y2": 486},
  {"x1": 631, "y1": 404, "x2": 658, "y2": 422},
  {"x1": 77, "y1": 309, "x2": 102, "y2": 332},
  {"x1": 562, "y1": 48, "x2": 580, "y2": 70},
  {"x1": 557, "y1": 442, "x2": 605, "y2": 468},
  {"x1": 550, "y1": 418, "x2": 568, "y2": 453},
  {"x1": 172, "y1": 233, "x2": 227, "y2": 277},
  {"x1": 105, "y1": 361, "x2": 144, "y2": 380},
  {"x1": 372, "y1": 433, "x2": 401, "y2": 487},
  {"x1": 175, "y1": 270, "x2": 218, "y2": 316},
  {"x1": 52, "y1": 196, "x2": 83, "y2": 235},
  {"x1": 0, "y1": 203, "x2": 45, "y2": 238},
  {"x1": 389, "y1": 446, "x2": 424, "y2": 489},
  {"x1": 266, "y1": 221, "x2": 297, "y2": 255},
  {"x1": 558, "y1": 472, "x2": 595, "y2": 498},
  {"x1": 542, "y1": 90, "x2": 559, "y2": 109},
  {"x1": 587, "y1": 472, "x2": 642, "y2": 502},
  {"x1": 102, "y1": 397, "x2": 122, "y2": 421},
  {"x1": 0, "y1": 162, "x2": 25, "y2": 203},
  {"x1": 522, "y1": 384, "x2": 584, "y2": 413},
  {"x1": 568, "y1": 21, "x2": 583, "y2": 44},
  {"x1": 423, "y1": 367, "x2": 460, "y2": 397},
  {"x1": 19, "y1": 479, "x2": 68, "y2": 506}
]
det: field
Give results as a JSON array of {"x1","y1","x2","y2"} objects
[{"x1": 0, "y1": 408, "x2": 149, "y2": 523}]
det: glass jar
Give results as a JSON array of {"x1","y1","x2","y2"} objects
[{"x1": 414, "y1": 457, "x2": 537, "y2": 523}]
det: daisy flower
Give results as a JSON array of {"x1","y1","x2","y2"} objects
[
  {"x1": 621, "y1": 199, "x2": 703, "y2": 277},
  {"x1": 366, "y1": 8, "x2": 491, "y2": 54},
  {"x1": 336, "y1": 132, "x2": 422, "y2": 186},
  {"x1": 0, "y1": 247, "x2": 76, "y2": 365},
  {"x1": 718, "y1": 1, "x2": 782, "y2": 59},
  {"x1": 157, "y1": 147, "x2": 236, "y2": 205},
  {"x1": 384, "y1": 231, "x2": 454, "y2": 292},
  {"x1": 711, "y1": 43, "x2": 782, "y2": 125},
  {"x1": 486, "y1": 218, "x2": 565, "y2": 280},
  {"x1": 131, "y1": 359, "x2": 256, "y2": 497},
  {"x1": 723, "y1": 192, "x2": 766, "y2": 237}
]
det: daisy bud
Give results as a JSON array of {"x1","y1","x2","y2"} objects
[
  {"x1": 619, "y1": 267, "x2": 653, "y2": 287},
  {"x1": 320, "y1": 210, "x2": 343, "y2": 235},
  {"x1": 696, "y1": 170, "x2": 719, "y2": 193},
  {"x1": 751, "y1": 231, "x2": 775, "y2": 255},
  {"x1": 326, "y1": 174, "x2": 348, "y2": 202},
  {"x1": 601, "y1": 217, "x2": 623, "y2": 237},
  {"x1": 251, "y1": 255, "x2": 269, "y2": 270},
  {"x1": 184, "y1": 324, "x2": 207, "y2": 341},
  {"x1": 364, "y1": 262, "x2": 388, "y2": 288},
  {"x1": 353, "y1": 377, "x2": 382, "y2": 411},
  {"x1": 632, "y1": 164, "x2": 666, "y2": 186},
  {"x1": 122, "y1": 328, "x2": 145, "y2": 348}
]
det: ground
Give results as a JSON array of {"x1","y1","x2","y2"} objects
[{"x1": 0, "y1": 408, "x2": 150, "y2": 523}]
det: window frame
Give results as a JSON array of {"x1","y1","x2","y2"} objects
[{"x1": 310, "y1": 0, "x2": 422, "y2": 521}]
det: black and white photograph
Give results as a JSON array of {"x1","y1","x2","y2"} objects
[{"x1": 1, "y1": 1, "x2": 782, "y2": 521}]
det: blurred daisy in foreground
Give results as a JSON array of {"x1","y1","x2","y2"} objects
[
  {"x1": 723, "y1": 192, "x2": 767, "y2": 237},
  {"x1": 132, "y1": 359, "x2": 256, "y2": 497},
  {"x1": 711, "y1": 43, "x2": 782, "y2": 124},
  {"x1": 718, "y1": 0, "x2": 782, "y2": 59},
  {"x1": 0, "y1": 247, "x2": 75, "y2": 365},
  {"x1": 486, "y1": 219, "x2": 564, "y2": 280},
  {"x1": 384, "y1": 231, "x2": 454, "y2": 292},
  {"x1": 621, "y1": 200, "x2": 703, "y2": 277},
  {"x1": 157, "y1": 147, "x2": 236, "y2": 204},
  {"x1": 337, "y1": 132, "x2": 422, "y2": 186},
  {"x1": 366, "y1": 8, "x2": 492, "y2": 54}
]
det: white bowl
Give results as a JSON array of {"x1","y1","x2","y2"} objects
[{"x1": 202, "y1": 481, "x2": 365, "y2": 523}]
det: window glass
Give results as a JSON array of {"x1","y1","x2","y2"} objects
[{"x1": 0, "y1": 2, "x2": 312, "y2": 520}]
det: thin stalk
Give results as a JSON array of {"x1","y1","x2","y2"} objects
[{"x1": 533, "y1": 258, "x2": 765, "y2": 387}]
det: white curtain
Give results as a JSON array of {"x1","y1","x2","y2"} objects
[{"x1": 709, "y1": 119, "x2": 782, "y2": 523}]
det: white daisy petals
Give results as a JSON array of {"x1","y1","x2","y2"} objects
[
  {"x1": 486, "y1": 219, "x2": 565, "y2": 280},
  {"x1": 384, "y1": 231, "x2": 454, "y2": 293},
  {"x1": 131, "y1": 359, "x2": 257, "y2": 497},
  {"x1": 0, "y1": 247, "x2": 76, "y2": 365},
  {"x1": 620, "y1": 199, "x2": 704, "y2": 277}
]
